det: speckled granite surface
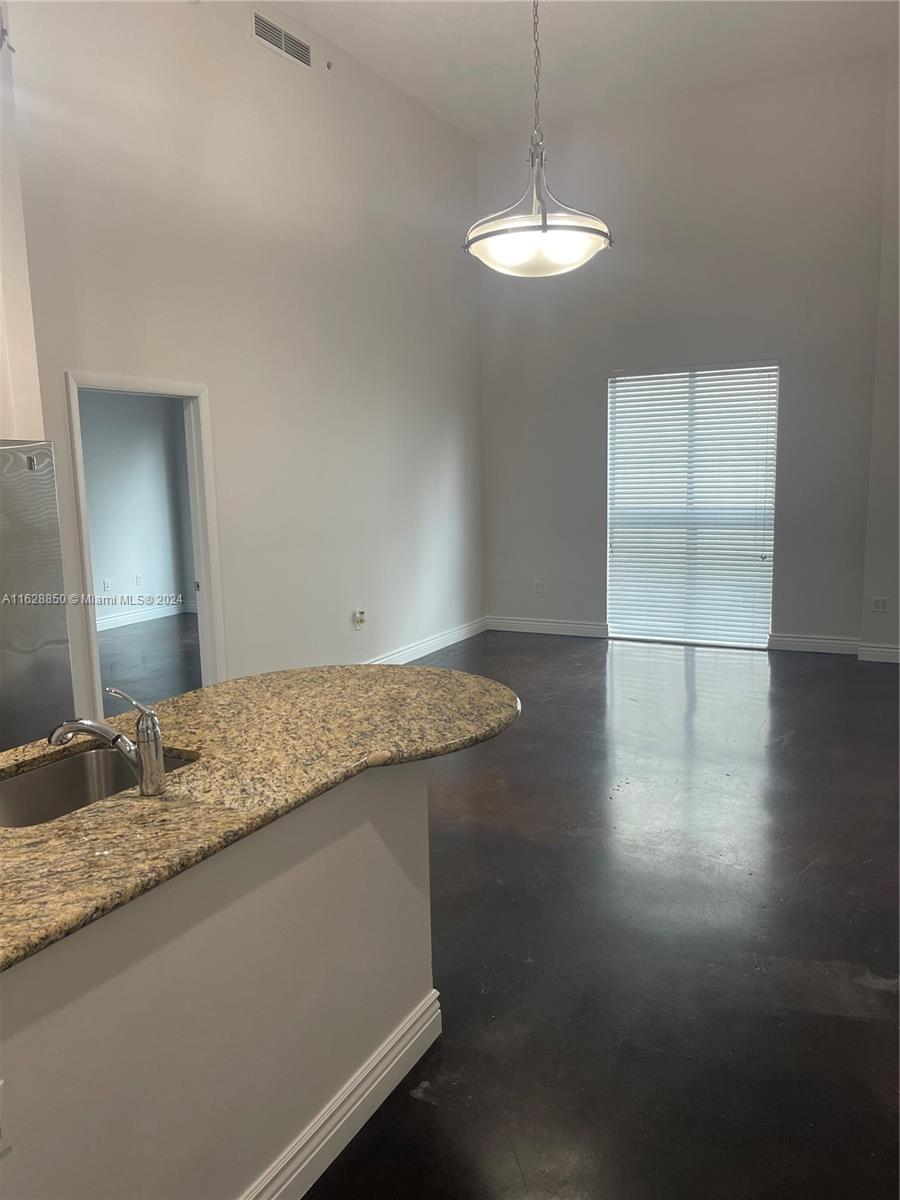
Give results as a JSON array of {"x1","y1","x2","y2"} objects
[{"x1": 0, "y1": 665, "x2": 519, "y2": 973}]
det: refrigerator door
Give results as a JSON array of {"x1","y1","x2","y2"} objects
[{"x1": 0, "y1": 440, "x2": 74, "y2": 751}]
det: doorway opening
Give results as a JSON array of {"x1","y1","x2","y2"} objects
[
  {"x1": 607, "y1": 362, "x2": 779, "y2": 650},
  {"x1": 66, "y1": 373, "x2": 225, "y2": 718}
]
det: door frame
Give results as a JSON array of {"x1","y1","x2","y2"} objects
[{"x1": 65, "y1": 370, "x2": 227, "y2": 718}]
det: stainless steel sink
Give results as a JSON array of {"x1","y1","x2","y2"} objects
[{"x1": 0, "y1": 747, "x2": 190, "y2": 828}]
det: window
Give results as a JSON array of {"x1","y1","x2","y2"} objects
[{"x1": 607, "y1": 363, "x2": 778, "y2": 649}]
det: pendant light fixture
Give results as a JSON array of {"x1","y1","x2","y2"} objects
[{"x1": 464, "y1": 0, "x2": 611, "y2": 278}]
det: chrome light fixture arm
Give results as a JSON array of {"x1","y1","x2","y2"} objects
[{"x1": 531, "y1": 130, "x2": 549, "y2": 230}]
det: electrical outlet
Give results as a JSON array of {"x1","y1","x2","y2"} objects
[
  {"x1": 532, "y1": 579, "x2": 543, "y2": 594},
  {"x1": 135, "y1": 574, "x2": 143, "y2": 588},
  {"x1": 353, "y1": 609, "x2": 367, "y2": 630},
  {"x1": 872, "y1": 596, "x2": 889, "y2": 613},
  {"x1": 102, "y1": 578, "x2": 111, "y2": 592}
]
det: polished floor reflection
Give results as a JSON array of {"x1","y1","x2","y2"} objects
[
  {"x1": 98, "y1": 613, "x2": 201, "y2": 716},
  {"x1": 308, "y1": 633, "x2": 898, "y2": 1200}
]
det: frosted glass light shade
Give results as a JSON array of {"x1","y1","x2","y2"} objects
[
  {"x1": 467, "y1": 212, "x2": 610, "y2": 277},
  {"x1": 465, "y1": 154, "x2": 610, "y2": 278}
]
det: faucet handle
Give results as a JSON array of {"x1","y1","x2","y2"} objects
[
  {"x1": 103, "y1": 689, "x2": 164, "y2": 796},
  {"x1": 105, "y1": 687, "x2": 157, "y2": 717}
]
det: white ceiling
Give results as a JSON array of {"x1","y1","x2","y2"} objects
[{"x1": 283, "y1": 1, "x2": 896, "y2": 142}]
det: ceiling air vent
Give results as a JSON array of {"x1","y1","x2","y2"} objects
[
  {"x1": 253, "y1": 11, "x2": 311, "y2": 67},
  {"x1": 283, "y1": 31, "x2": 312, "y2": 66}
]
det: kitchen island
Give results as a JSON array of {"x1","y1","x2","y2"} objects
[{"x1": 0, "y1": 665, "x2": 519, "y2": 1199}]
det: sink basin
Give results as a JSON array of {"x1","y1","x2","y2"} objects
[{"x1": 0, "y1": 747, "x2": 190, "y2": 828}]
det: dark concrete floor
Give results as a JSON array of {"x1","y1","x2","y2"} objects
[
  {"x1": 98, "y1": 612, "x2": 201, "y2": 716},
  {"x1": 307, "y1": 632, "x2": 898, "y2": 1200}
]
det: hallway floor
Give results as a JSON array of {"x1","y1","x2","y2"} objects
[
  {"x1": 308, "y1": 632, "x2": 898, "y2": 1200},
  {"x1": 98, "y1": 612, "x2": 201, "y2": 716}
]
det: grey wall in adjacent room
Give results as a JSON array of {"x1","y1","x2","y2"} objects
[{"x1": 79, "y1": 390, "x2": 195, "y2": 627}]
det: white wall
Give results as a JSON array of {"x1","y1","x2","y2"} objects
[
  {"x1": 479, "y1": 56, "x2": 895, "y2": 647},
  {"x1": 12, "y1": 1, "x2": 483, "y2": 682},
  {"x1": 0, "y1": 763, "x2": 438, "y2": 1200},
  {"x1": 0, "y1": 0, "x2": 42, "y2": 440},
  {"x1": 859, "y1": 54, "x2": 899, "y2": 659},
  {"x1": 79, "y1": 390, "x2": 195, "y2": 628},
  {"x1": 12, "y1": 5, "x2": 896, "y2": 667}
]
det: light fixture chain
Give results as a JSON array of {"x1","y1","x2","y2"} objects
[{"x1": 532, "y1": 0, "x2": 541, "y2": 138}]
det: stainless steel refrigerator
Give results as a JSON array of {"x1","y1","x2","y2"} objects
[{"x1": 0, "y1": 439, "x2": 74, "y2": 751}]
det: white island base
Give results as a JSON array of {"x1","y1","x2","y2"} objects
[{"x1": 0, "y1": 762, "x2": 439, "y2": 1200}]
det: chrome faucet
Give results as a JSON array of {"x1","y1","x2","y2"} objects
[{"x1": 48, "y1": 688, "x2": 166, "y2": 797}]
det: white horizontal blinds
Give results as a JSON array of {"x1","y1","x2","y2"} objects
[{"x1": 607, "y1": 364, "x2": 778, "y2": 648}]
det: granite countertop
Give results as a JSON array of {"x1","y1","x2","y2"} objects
[{"x1": 0, "y1": 665, "x2": 520, "y2": 973}]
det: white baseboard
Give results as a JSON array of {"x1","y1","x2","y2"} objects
[
  {"x1": 857, "y1": 642, "x2": 900, "y2": 664},
  {"x1": 367, "y1": 617, "x2": 488, "y2": 665},
  {"x1": 368, "y1": 615, "x2": 607, "y2": 664},
  {"x1": 241, "y1": 990, "x2": 442, "y2": 1200},
  {"x1": 486, "y1": 615, "x2": 609, "y2": 639},
  {"x1": 369, "y1": 619, "x2": 889, "y2": 664},
  {"x1": 95, "y1": 604, "x2": 190, "y2": 631},
  {"x1": 767, "y1": 633, "x2": 859, "y2": 656}
]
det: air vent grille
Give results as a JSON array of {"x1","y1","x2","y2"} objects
[
  {"x1": 283, "y1": 32, "x2": 312, "y2": 66},
  {"x1": 253, "y1": 11, "x2": 311, "y2": 67},
  {"x1": 254, "y1": 14, "x2": 282, "y2": 50}
]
